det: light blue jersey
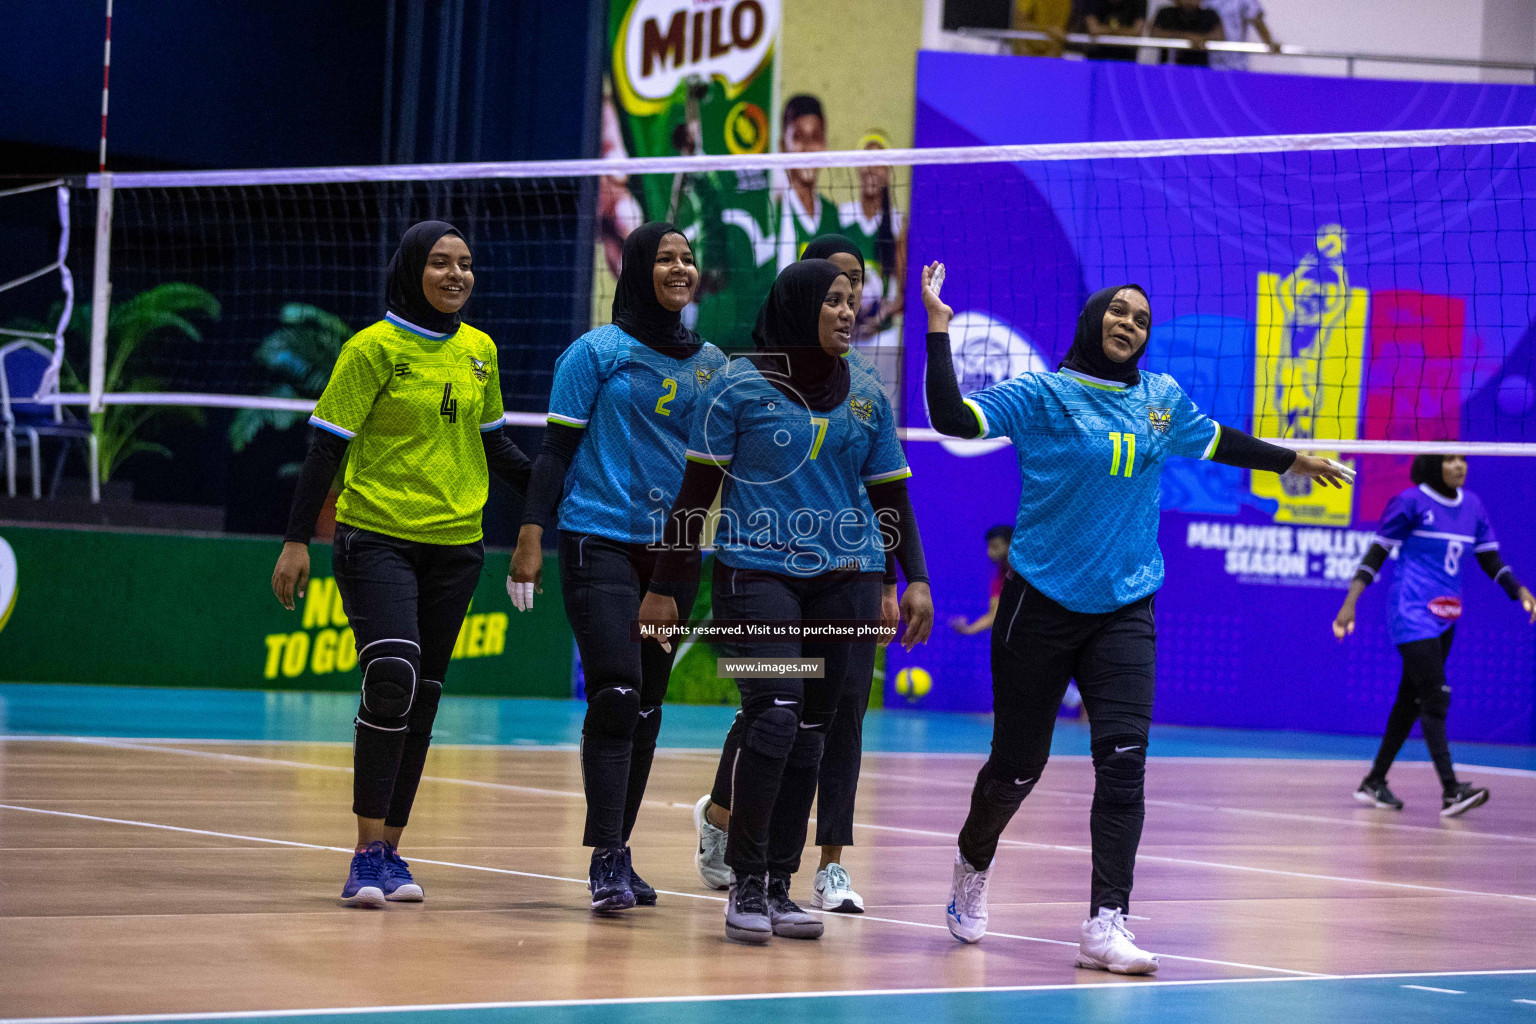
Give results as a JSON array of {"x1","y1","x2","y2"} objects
[
  {"x1": 966, "y1": 367, "x2": 1220, "y2": 613},
  {"x1": 547, "y1": 324, "x2": 728, "y2": 543},
  {"x1": 688, "y1": 351, "x2": 909, "y2": 576}
]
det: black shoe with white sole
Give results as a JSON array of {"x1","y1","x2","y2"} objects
[
  {"x1": 1355, "y1": 778, "x2": 1404, "y2": 810},
  {"x1": 1441, "y1": 783, "x2": 1489, "y2": 818}
]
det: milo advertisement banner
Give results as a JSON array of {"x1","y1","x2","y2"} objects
[
  {"x1": 601, "y1": 0, "x2": 781, "y2": 350},
  {"x1": 0, "y1": 527, "x2": 572, "y2": 697},
  {"x1": 599, "y1": 0, "x2": 920, "y2": 370}
]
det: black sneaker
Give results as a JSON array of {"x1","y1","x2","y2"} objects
[
  {"x1": 588, "y1": 846, "x2": 636, "y2": 914},
  {"x1": 1354, "y1": 778, "x2": 1403, "y2": 810},
  {"x1": 1441, "y1": 783, "x2": 1490, "y2": 818},
  {"x1": 624, "y1": 847, "x2": 656, "y2": 906},
  {"x1": 766, "y1": 873, "x2": 823, "y2": 939},
  {"x1": 725, "y1": 874, "x2": 772, "y2": 944}
]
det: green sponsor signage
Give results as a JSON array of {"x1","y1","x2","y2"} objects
[{"x1": 0, "y1": 527, "x2": 571, "y2": 697}]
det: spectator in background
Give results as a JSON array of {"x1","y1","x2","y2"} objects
[
  {"x1": 1205, "y1": 0, "x2": 1280, "y2": 70},
  {"x1": 1012, "y1": 0, "x2": 1073, "y2": 58},
  {"x1": 1151, "y1": 0, "x2": 1224, "y2": 67},
  {"x1": 950, "y1": 525, "x2": 1014, "y2": 636},
  {"x1": 1084, "y1": 0, "x2": 1147, "y2": 62}
]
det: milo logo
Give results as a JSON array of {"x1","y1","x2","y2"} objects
[{"x1": 614, "y1": 0, "x2": 779, "y2": 114}]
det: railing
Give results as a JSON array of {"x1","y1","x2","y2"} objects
[{"x1": 956, "y1": 28, "x2": 1536, "y2": 81}]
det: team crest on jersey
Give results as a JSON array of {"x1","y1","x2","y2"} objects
[
  {"x1": 1147, "y1": 407, "x2": 1172, "y2": 434},
  {"x1": 696, "y1": 366, "x2": 715, "y2": 386},
  {"x1": 468, "y1": 356, "x2": 488, "y2": 382},
  {"x1": 849, "y1": 397, "x2": 875, "y2": 422}
]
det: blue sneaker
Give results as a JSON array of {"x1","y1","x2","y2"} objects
[
  {"x1": 624, "y1": 847, "x2": 656, "y2": 906},
  {"x1": 381, "y1": 842, "x2": 424, "y2": 902},
  {"x1": 589, "y1": 846, "x2": 636, "y2": 913},
  {"x1": 341, "y1": 842, "x2": 387, "y2": 908}
]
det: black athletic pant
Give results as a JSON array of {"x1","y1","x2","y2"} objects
[
  {"x1": 709, "y1": 636, "x2": 878, "y2": 849},
  {"x1": 1367, "y1": 628, "x2": 1459, "y2": 792},
  {"x1": 561, "y1": 531, "x2": 699, "y2": 849},
  {"x1": 713, "y1": 560, "x2": 882, "y2": 879},
  {"x1": 331, "y1": 522, "x2": 484, "y2": 828},
  {"x1": 957, "y1": 571, "x2": 1156, "y2": 917}
]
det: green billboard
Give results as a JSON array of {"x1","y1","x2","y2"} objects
[{"x1": 0, "y1": 527, "x2": 572, "y2": 697}]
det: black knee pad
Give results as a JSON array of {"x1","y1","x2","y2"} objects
[
  {"x1": 409, "y1": 679, "x2": 442, "y2": 735},
  {"x1": 633, "y1": 705, "x2": 662, "y2": 751},
  {"x1": 356, "y1": 638, "x2": 420, "y2": 732},
  {"x1": 584, "y1": 685, "x2": 641, "y2": 740},
  {"x1": 1425, "y1": 683, "x2": 1452, "y2": 720},
  {"x1": 743, "y1": 705, "x2": 799, "y2": 761},
  {"x1": 786, "y1": 708, "x2": 833, "y2": 769},
  {"x1": 1091, "y1": 735, "x2": 1147, "y2": 806},
  {"x1": 977, "y1": 755, "x2": 1048, "y2": 810}
]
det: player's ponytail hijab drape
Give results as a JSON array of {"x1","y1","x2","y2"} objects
[
  {"x1": 612, "y1": 221, "x2": 704, "y2": 360},
  {"x1": 1059, "y1": 284, "x2": 1151, "y2": 386},
  {"x1": 751, "y1": 258, "x2": 851, "y2": 412},
  {"x1": 386, "y1": 220, "x2": 467, "y2": 335}
]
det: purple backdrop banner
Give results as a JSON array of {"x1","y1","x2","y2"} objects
[{"x1": 889, "y1": 54, "x2": 1536, "y2": 744}]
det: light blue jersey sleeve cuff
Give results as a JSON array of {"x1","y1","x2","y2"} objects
[{"x1": 309, "y1": 415, "x2": 356, "y2": 440}]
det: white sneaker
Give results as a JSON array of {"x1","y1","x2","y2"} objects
[
  {"x1": 945, "y1": 850, "x2": 990, "y2": 943},
  {"x1": 693, "y1": 795, "x2": 731, "y2": 890},
  {"x1": 812, "y1": 862, "x2": 864, "y2": 913},
  {"x1": 1076, "y1": 907, "x2": 1159, "y2": 974}
]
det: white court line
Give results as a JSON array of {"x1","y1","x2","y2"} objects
[
  {"x1": 1514, "y1": 997, "x2": 1536, "y2": 1005},
  {"x1": 5, "y1": 970, "x2": 1536, "y2": 1024},
  {"x1": 8, "y1": 735, "x2": 1535, "y2": 779},
  {"x1": 855, "y1": 768, "x2": 1536, "y2": 846},
  {"x1": 0, "y1": 802, "x2": 1315, "y2": 979},
  {"x1": 50, "y1": 738, "x2": 1536, "y2": 905},
  {"x1": 1400, "y1": 984, "x2": 1465, "y2": 994}
]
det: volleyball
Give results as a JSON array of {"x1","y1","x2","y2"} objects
[{"x1": 895, "y1": 666, "x2": 932, "y2": 702}]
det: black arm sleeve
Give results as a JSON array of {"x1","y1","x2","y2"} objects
[
  {"x1": 1350, "y1": 542, "x2": 1392, "y2": 587},
  {"x1": 868, "y1": 478, "x2": 929, "y2": 585},
  {"x1": 883, "y1": 551, "x2": 897, "y2": 586},
  {"x1": 1210, "y1": 425, "x2": 1298, "y2": 474},
  {"x1": 481, "y1": 426, "x2": 533, "y2": 497},
  {"x1": 283, "y1": 429, "x2": 349, "y2": 544},
  {"x1": 925, "y1": 332, "x2": 982, "y2": 439},
  {"x1": 519, "y1": 423, "x2": 585, "y2": 531},
  {"x1": 1477, "y1": 549, "x2": 1525, "y2": 600},
  {"x1": 648, "y1": 461, "x2": 725, "y2": 598}
]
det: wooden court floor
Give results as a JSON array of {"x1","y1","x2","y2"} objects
[{"x1": 2, "y1": 736, "x2": 1535, "y2": 1020}]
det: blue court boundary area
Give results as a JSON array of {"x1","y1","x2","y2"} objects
[
  {"x1": 4, "y1": 971, "x2": 1536, "y2": 1024},
  {"x1": 1, "y1": 683, "x2": 1534, "y2": 769}
]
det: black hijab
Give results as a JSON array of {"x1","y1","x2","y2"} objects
[
  {"x1": 1059, "y1": 284, "x2": 1151, "y2": 387},
  {"x1": 751, "y1": 259, "x2": 850, "y2": 412},
  {"x1": 612, "y1": 221, "x2": 703, "y2": 359},
  {"x1": 1410, "y1": 454, "x2": 1459, "y2": 498},
  {"x1": 801, "y1": 233, "x2": 864, "y2": 270},
  {"x1": 386, "y1": 220, "x2": 467, "y2": 336}
]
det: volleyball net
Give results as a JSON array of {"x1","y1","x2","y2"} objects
[{"x1": 19, "y1": 124, "x2": 1536, "y2": 454}]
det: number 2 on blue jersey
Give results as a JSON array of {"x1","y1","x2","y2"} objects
[{"x1": 655, "y1": 378, "x2": 678, "y2": 416}]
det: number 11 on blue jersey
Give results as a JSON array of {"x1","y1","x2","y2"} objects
[{"x1": 1108, "y1": 431, "x2": 1136, "y2": 477}]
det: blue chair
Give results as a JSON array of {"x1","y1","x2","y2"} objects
[{"x1": 0, "y1": 339, "x2": 99, "y2": 501}]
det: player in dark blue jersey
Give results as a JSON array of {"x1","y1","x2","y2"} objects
[
  {"x1": 691, "y1": 235, "x2": 906, "y2": 914},
  {"x1": 1334, "y1": 454, "x2": 1534, "y2": 817},
  {"x1": 509, "y1": 222, "x2": 727, "y2": 914},
  {"x1": 642, "y1": 259, "x2": 933, "y2": 945},
  {"x1": 921, "y1": 262, "x2": 1349, "y2": 973}
]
